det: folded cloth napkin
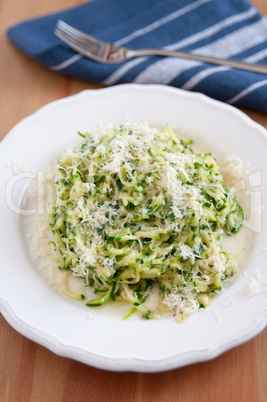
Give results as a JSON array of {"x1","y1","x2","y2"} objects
[{"x1": 7, "y1": 0, "x2": 267, "y2": 112}]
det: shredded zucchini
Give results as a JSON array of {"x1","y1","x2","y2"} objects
[{"x1": 48, "y1": 123, "x2": 244, "y2": 321}]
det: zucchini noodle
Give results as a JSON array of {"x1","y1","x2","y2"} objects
[{"x1": 49, "y1": 123, "x2": 244, "y2": 321}]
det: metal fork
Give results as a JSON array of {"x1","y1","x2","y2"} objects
[{"x1": 54, "y1": 20, "x2": 267, "y2": 74}]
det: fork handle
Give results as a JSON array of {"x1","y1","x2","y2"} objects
[{"x1": 126, "y1": 49, "x2": 267, "y2": 75}]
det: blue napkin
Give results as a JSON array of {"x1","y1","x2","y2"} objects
[{"x1": 7, "y1": 0, "x2": 267, "y2": 112}]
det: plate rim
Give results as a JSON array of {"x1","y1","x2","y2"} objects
[
  {"x1": 1, "y1": 84, "x2": 267, "y2": 151},
  {"x1": 1, "y1": 295, "x2": 267, "y2": 372}
]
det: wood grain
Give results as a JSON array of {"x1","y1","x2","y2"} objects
[{"x1": 0, "y1": 1, "x2": 266, "y2": 401}]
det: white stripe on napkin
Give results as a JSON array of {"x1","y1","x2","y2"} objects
[
  {"x1": 104, "y1": 6, "x2": 257, "y2": 85},
  {"x1": 227, "y1": 79, "x2": 267, "y2": 104},
  {"x1": 50, "y1": 54, "x2": 82, "y2": 71},
  {"x1": 182, "y1": 65, "x2": 227, "y2": 89},
  {"x1": 246, "y1": 47, "x2": 267, "y2": 63},
  {"x1": 158, "y1": 7, "x2": 257, "y2": 52},
  {"x1": 182, "y1": 48, "x2": 267, "y2": 91},
  {"x1": 114, "y1": 0, "x2": 211, "y2": 46},
  {"x1": 133, "y1": 17, "x2": 267, "y2": 84}
]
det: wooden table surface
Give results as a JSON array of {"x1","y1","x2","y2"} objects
[{"x1": 0, "y1": 1, "x2": 266, "y2": 401}]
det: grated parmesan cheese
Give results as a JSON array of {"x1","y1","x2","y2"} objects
[{"x1": 246, "y1": 277, "x2": 260, "y2": 297}]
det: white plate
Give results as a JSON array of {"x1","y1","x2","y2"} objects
[{"x1": 0, "y1": 84, "x2": 266, "y2": 373}]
